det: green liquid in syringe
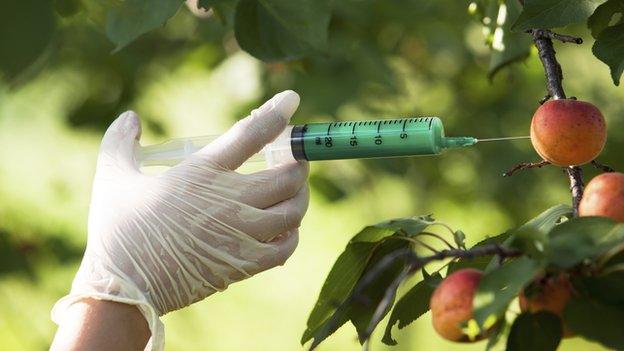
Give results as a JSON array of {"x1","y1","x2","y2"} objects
[{"x1": 291, "y1": 117, "x2": 476, "y2": 161}]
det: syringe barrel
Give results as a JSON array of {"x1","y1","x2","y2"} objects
[{"x1": 293, "y1": 117, "x2": 444, "y2": 161}]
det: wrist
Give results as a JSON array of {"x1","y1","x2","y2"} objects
[{"x1": 51, "y1": 298, "x2": 150, "y2": 351}]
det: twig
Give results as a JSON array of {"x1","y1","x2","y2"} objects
[
  {"x1": 417, "y1": 232, "x2": 457, "y2": 250},
  {"x1": 503, "y1": 160, "x2": 550, "y2": 177},
  {"x1": 398, "y1": 229, "x2": 457, "y2": 250},
  {"x1": 310, "y1": 244, "x2": 522, "y2": 349},
  {"x1": 395, "y1": 236, "x2": 440, "y2": 254},
  {"x1": 431, "y1": 222, "x2": 456, "y2": 235},
  {"x1": 592, "y1": 160, "x2": 615, "y2": 173},
  {"x1": 526, "y1": 29, "x2": 583, "y2": 45},
  {"x1": 566, "y1": 166, "x2": 584, "y2": 217}
]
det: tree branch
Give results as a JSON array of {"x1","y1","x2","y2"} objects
[
  {"x1": 565, "y1": 166, "x2": 584, "y2": 217},
  {"x1": 591, "y1": 160, "x2": 615, "y2": 173},
  {"x1": 530, "y1": 29, "x2": 567, "y2": 100},
  {"x1": 527, "y1": 28, "x2": 585, "y2": 216},
  {"x1": 527, "y1": 29, "x2": 583, "y2": 45},
  {"x1": 503, "y1": 160, "x2": 550, "y2": 177}
]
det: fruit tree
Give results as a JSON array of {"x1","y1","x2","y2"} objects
[{"x1": 1, "y1": 0, "x2": 624, "y2": 350}]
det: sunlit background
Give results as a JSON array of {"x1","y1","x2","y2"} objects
[{"x1": 1, "y1": 1, "x2": 623, "y2": 350}]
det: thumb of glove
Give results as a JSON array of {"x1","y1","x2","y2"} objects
[{"x1": 97, "y1": 111, "x2": 142, "y2": 174}]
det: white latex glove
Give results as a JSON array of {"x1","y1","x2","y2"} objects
[{"x1": 52, "y1": 91, "x2": 309, "y2": 350}]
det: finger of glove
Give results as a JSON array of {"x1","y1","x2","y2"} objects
[
  {"x1": 196, "y1": 90, "x2": 300, "y2": 170},
  {"x1": 98, "y1": 111, "x2": 142, "y2": 173},
  {"x1": 239, "y1": 161, "x2": 309, "y2": 209},
  {"x1": 238, "y1": 185, "x2": 309, "y2": 242},
  {"x1": 257, "y1": 229, "x2": 300, "y2": 270},
  {"x1": 227, "y1": 229, "x2": 299, "y2": 281}
]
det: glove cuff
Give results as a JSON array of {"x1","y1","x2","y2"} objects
[{"x1": 51, "y1": 271, "x2": 164, "y2": 351}]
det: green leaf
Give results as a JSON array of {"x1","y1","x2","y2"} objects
[
  {"x1": 512, "y1": 0, "x2": 603, "y2": 32},
  {"x1": 546, "y1": 217, "x2": 624, "y2": 268},
  {"x1": 234, "y1": 0, "x2": 332, "y2": 61},
  {"x1": 578, "y1": 271, "x2": 624, "y2": 305},
  {"x1": 351, "y1": 217, "x2": 434, "y2": 243},
  {"x1": 517, "y1": 204, "x2": 573, "y2": 234},
  {"x1": 473, "y1": 257, "x2": 542, "y2": 327},
  {"x1": 301, "y1": 243, "x2": 374, "y2": 345},
  {"x1": 453, "y1": 230, "x2": 467, "y2": 249},
  {"x1": 487, "y1": 0, "x2": 532, "y2": 78},
  {"x1": 307, "y1": 241, "x2": 411, "y2": 349},
  {"x1": 301, "y1": 217, "x2": 430, "y2": 346},
  {"x1": 587, "y1": 0, "x2": 624, "y2": 38},
  {"x1": 592, "y1": 23, "x2": 624, "y2": 86},
  {"x1": 564, "y1": 296, "x2": 624, "y2": 349},
  {"x1": 381, "y1": 272, "x2": 442, "y2": 345},
  {"x1": 106, "y1": 0, "x2": 184, "y2": 51},
  {"x1": 510, "y1": 204, "x2": 573, "y2": 259},
  {"x1": 349, "y1": 240, "x2": 410, "y2": 343},
  {"x1": 506, "y1": 312, "x2": 562, "y2": 351},
  {"x1": 0, "y1": 0, "x2": 56, "y2": 79}
]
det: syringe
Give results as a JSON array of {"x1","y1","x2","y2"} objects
[{"x1": 138, "y1": 117, "x2": 529, "y2": 167}]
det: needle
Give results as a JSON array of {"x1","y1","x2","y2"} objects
[{"x1": 476, "y1": 136, "x2": 531, "y2": 142}]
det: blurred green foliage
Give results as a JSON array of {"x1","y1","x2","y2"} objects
[{"x1": 0, "y1": 0, "x2": 622, "y2": 350}]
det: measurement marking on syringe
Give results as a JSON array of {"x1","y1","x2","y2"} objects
[
  {"x1": 402, "y1": 119, "x2": 407, "y2": 131},
  {"x1": 377, "y1": 122, "x2": 381, "y2": 133},
  {"x1": 352, "y1": 123, "x2": 356, "y2": 134},
  {"x1": 428, "y1": 118, "x2": 433, "y2": 130},
  {"x1": 327, "y1": 124, "x2": 332, "y2": 135}
]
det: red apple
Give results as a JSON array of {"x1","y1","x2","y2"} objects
[
  {"x1": 531, "y1": 99, "x2": 606, "y2": 166},
  {"x1": 430, "y1": 269, "x2": 492, "y2": 342},
  {"x1": 579, "y1": 172, "x2": 624, "y2": 222}
]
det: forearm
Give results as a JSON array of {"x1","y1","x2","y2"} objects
[{"x1": 51, "y1": 298, "x2": 150, "y2": 351}]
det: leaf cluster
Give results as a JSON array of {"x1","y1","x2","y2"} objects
[
  {"x1": 303, "y1": 204, "x2": 624, "y2": 350},
  {"x1": 468, "y1": 0, "x2": 624, "y2": 85},
  {"x1": 0, "y1": 0, "x2": 331, "y2": 80},
  {"x1": 514, "y1": 0, "x2": 624, "y2": 85}
]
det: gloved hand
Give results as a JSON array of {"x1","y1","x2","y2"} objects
[{"x1": 52, "y1": 91, "x2": 309, "y2": 350}]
